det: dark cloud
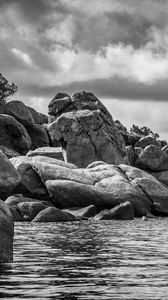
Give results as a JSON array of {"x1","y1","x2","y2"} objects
[
  {"x1": 0, "y1": 0, "x2": 49, "y2": 20},
  {"x1": 1, "y1": 0, "x2": 168, "y2": 104},
  {"x1": 17, "y1": 77, "x2": 168, "y2": 103}
]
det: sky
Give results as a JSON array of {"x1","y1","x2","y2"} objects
[{"x1": 1, "y1": 0, "x2": 168, "y2": 140}]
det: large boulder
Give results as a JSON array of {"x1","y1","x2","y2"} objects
[
  {"x1": 135, "y1": 145, "x2": 168, "y2": 171},
  {"x1": 48, "y1": 93, "x2": 72, "y2": 121},
  {"x1": 0, "y1": 114, "x2": 31, "y2": 154},
  {"x1": 135, "y1": 135, "x2": 160, "y2": 149},
  {"x1": 33, "y1": 207, "x2": 77, "y2": 222},
  {"x1": 0, "y1": 146, "x2": 20, "y2": 158},
  {"x1": 31, "y1": 159, "x2": 168, "y2": 217},
  {"x1": 27, "y1": 106, "x2": 48, "y2": 125},
  {"x1": 48, "y1": 91, "x2": 127, "y2": 167},
  {"x1": 10, "y1": 156, "x2": 47, "y2": 198},
  {"x1": 26, "y1": 125, "x2": 50, "y2": 150},
  {"x1": 0, "y1": 200, "x2": 14, "y2": 263},
  {"x1": 32, "y1": 160, "x2": 94, "y2": 184},
  {"x1": 149, "y1": 170, "x2": 168, "y2": 187},
  {"x1": 27, "y1": 147, "x2": 64, "y2": 161},
  {"x1": 94, "y1": 201, "x2": 134, "y2": 220},
  {"x1": 0, "y1": 100, "x2": 34, "y2": 127},
  {"x1": 0, "y1": 151, "x2": 20, "y2": 199}
]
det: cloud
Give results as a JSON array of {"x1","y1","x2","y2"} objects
[
  {"x1": 1, "y1": 0, "x2": 168, "y2": 104},
  {"x1": 11, "y1": 48, "x2": 32, "y2": 65}
]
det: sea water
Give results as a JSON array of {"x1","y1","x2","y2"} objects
[{"x1": 0, "y1": 219, "x2": 168, "y2": 299}]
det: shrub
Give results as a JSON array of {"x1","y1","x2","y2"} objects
[{"x1": 0, "y1": 73, "x2": 17, "y2": 104}]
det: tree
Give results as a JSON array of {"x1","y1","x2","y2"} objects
[
  {"x1": 130, "y1": 124, "x2": 159, "y2": 139},
  {"x1": 0, "y1": 73, "x2": 17, "y2": 104}
]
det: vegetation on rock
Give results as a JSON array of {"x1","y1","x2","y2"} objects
[
  {"x1": 0, "y1": 73, "x2": 17, "y2": 104},
  {"x1": 130, "y1": 124, "x2": 159, "y2": 139}
]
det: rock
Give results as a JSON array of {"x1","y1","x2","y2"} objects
[
  {"x1": 10, "y1": 156, "x2": 48, "y2": 198},
  {"x1": 141, "y1": 216, "x2": 147, "y2": 221},
  {"x1": 126, "y1": 146, "x2": 135, "y2": 166},
  {"x1": 135, "y1": 135, "x2": 161, "y2": 149},
  {"x1": 162, "y1": 145, "x2": 168, "y2": 155},
  {"x1": 39, "y1": 160, "x2": 168, "y2": 217},
  {"x1": 0, "y1": 151, "x2": 20, "y2": 199},
  {"x1": 48, "y1": 93, "x2": 72, "y2": 120},
  {"x1": 32, "y1": 160, "x2": 95, "y2": 185},
  {"x1": 5, "y1": 194, "x2": 24, "y2": 207},
  {"x1": 0, "y1": 114, "x2": 31, "y2": 154},
  {"x1": 5, "y1": 194, "x2": 53, "y2": 207},
  {"x1": 0, "y1": 146, "x2": 20, "y2": 158},
  {"x1": 63, "y1": 205, "x2": 97, "y2": 218},
  {"x1": 9, "y1": 206, "x2": 24, "y2": 222},
  {"x1": 0, "y1": 200, "x2": 14, "y2": 262},
  {"x1": 31, "y1": 155, "x2": 77, "y2": 169},
  {"x1": 32, "y1": 207, "x2": 77, "y2": 222},
  {"x1": 149, "y1": 170, "x2": 168, "y2": 187},
  {"x1": 152, "y1": 202, "x2": 168, "y2": 216},
  {"x1": 27, "y1": 147, "x2": 64, "y2": 161},
  {"x1": 27, "y1": 106, "x2": 48, "y2": 125},
  {"x1": 45, "y1": 177, "x2": 150, "y2": 217},
  {"x1": 17, "y1": 201, "x2": 51, "y2": 221},
  {"x1": 134, "y1": 147, "x2": 143, "y2": 157},
  {"x1": 26, "y1": 125, "x2": 50, "y2": 150},
  {"x1": 94, "y1": 201, "x2": 134, "y2": 220},
  {"x1": 135, "y1": 145, "x2": 168, "y2": 171},
  {"x1": 132, "y1": 177, "x2": 168, "y2": 212},
  {"x1": 0, "y1": 100, "x2": 34, "y2": 127},
  {"x1": 48, "y1": 91, "x2": 127, "y2": 167}
]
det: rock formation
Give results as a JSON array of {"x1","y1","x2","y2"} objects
[
  {"x1": 0, "y1": 91, "x2": 168, "y2": 247},
  {"x1": 48, "y1": 91, "x2": 127, "y2": 167}
]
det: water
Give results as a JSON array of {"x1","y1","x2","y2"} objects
[{"x1": 0, "y1": 219, "x2": 168, "y2": 299}]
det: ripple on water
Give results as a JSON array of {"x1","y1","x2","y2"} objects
[{"x1": 0, "y1": 219, "x2": 168, "y2": 299}]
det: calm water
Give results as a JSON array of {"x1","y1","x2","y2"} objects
[{"x1": 0, "y1": 219, "x2": 168, "y2": 299}]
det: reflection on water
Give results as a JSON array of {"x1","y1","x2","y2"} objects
[{"x1": 0, "y1": 219, "x2": 168, "y2": 299}]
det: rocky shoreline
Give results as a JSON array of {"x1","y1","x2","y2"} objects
[{"x1": 1, "y1": 91, "x2": 168, "y2": 262}]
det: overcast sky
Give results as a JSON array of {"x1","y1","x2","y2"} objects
[{"x1": 1, "y1": 0, "x2": 168, "y2": 139}]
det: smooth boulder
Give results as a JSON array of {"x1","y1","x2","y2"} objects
[
  {"x1": 0, "y1": 151, "x2": 20, "y2": 199},
  {"x1": 10, "y1": 156, "x2": 47, "y2": 198},
  {"x1": 94, "y1": 201, "x2": 134, "y2": 220},
  {"x1": 27, "y1": 147, "x2": 63, "y2": 161},
  {"x1": 32, "y1": 160, "x2": 168, "y2": 217},
  {"x1": 0, "y1": 100, "x2": 34, "y2": 127},
  {"x1": 63, "y1": 205, "x2": 97, "y2": 218},
  {"x1": 135, "y1": 135, "x2": 160, "y2": 149},
  {"x1": 0, "y1": 200, "x2": 14, "y2": 263},
  {"x1": 17, "y1": 201, "x2": 51, "y2": 221},
  {"x1": 33, "y1": 207, "x2": 77, "y2": 222},
  {"x1": 135, "y1": 145, "x2": 168, "y2": 171},
  {"x1": 0, "y1": 114, "x2": 31, "y2": 154},
  {"x1": 27, "y1": 106, "x2": 48, "y2": 125},
  {"x1": 26, "y1": 125, "x2": 50, "y2": 150}
]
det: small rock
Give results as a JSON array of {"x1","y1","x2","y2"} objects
[
  {"x1": 94, "y1": 201, "x2": 134, "y2": 220},
  {"x1": 63, "y1": 205, "x2": 97, "y2": 218},
  {"x1": 32, "y1": 207, "x2": 77, "y2": 222}
]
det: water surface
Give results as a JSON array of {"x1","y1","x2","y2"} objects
[{"x1": 0, "y1": 219, "x2": 168, "y2": 299}]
